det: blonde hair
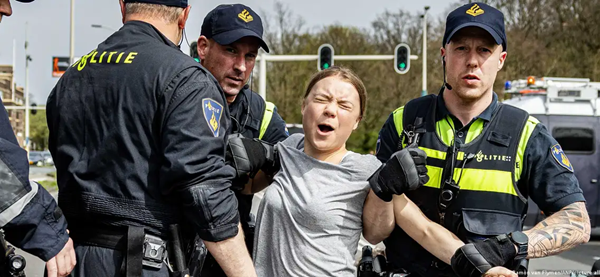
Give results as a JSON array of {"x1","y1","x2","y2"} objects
[
  {"x1": 304, "y1": 66, "x2": 367, "y2": 119},
  {"x1": 125, "y1": 3, "x2": 183, "y2": 24}
]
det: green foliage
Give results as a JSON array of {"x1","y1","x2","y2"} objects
[
  {"x1": 30, "y1": 108, "x2": 48, "y2": 151},
  {"x1": 261, "y1": 1, "x2": 600, "y2": 153}
]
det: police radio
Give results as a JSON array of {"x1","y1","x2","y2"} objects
[{"x1": 0, "y1": 231, "x2": 26, "y2": 277}]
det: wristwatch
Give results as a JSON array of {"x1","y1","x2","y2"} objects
[{"x1": 508, "y1": 231, "x2": 529, "y2": 260}]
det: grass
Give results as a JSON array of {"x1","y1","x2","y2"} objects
[{"x1": 38, "y1": 180, "x2": 58, "y2": 191}]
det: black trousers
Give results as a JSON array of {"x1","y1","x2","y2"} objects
[{"x1": 69, "y1": 244, "x2": 170, "y2": 277}]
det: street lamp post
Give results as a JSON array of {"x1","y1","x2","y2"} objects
[
  {"x1": 421, "y1": 6, "x2": 430, "y2": 97},
  {"x1": 25, "y1": 23, "x2": 31, "y2": 152},
  {"x1": 70, "y1": 0, "x2": 75, "y2": 65}
]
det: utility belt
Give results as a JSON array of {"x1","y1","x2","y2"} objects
[{"x1": 70, "y1": 224, "x2": 206, "y2": 277}]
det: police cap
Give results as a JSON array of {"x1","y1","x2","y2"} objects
[
  {"x1": 201, "y1": 4, "x2": 269, "y2": 53},
  {"x1": 443, "y1": 2, "x2": 507, "y2": 51}
]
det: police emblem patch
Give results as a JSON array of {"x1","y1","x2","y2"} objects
[
  {"x1": 551, "y1": 144, "x2": 573, "y2": 172},
  {"x1": 203, "y1": 98, "x2": 223, "y2": 137}
]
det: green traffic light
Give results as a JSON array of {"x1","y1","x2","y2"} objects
[
  {"x1": 399, "y1": 62, "x2": 406, "y2": 69},
  {"x1": 323, "y1": 63, "x2": 330, "y2": 69}
]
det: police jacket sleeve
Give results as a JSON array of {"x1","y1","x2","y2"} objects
[
  {"x1": 261, "y1": 105, "x2": 288, "y2": 144},
  {"x1": 519, "y1": 124, "x2": 585, "y2": 215},
  {"x1": 375, "y1": 113, "x2": 401, "y2": 163},
  {"x1": 0, "y1": 103, "x2": 68, "y2": 261},
  {"x1": 160, "y1": 68, "x2": 239, "y2": 242}
]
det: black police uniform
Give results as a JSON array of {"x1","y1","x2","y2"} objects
[
  {"x1": 0, "y1": 101, "x2": 69, "y2": 262},
  {"x1": 376, "y1": 90, "x2": 585, "y2": 276},
  {"x1": 229, "y1": 86, "x2": 288, "y2": 238},
  {"x1": 201, "y1": 86, "x2": 288, "y2": 276},
  {"x1": 47, "y1": 20, "x2": 239, "y2": 277}
]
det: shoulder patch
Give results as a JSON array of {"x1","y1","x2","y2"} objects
[
  {"x1": 551, "y1": 144, "x2": 573, "y2": 172},
  {"x1": 203, "y1": 98, "x2": 223, "y2": 137}
]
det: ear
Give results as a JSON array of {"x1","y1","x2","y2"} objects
[
  {"x1": 353, "y1": 117, "x2": 361, "y2": 130},
  {"x1": 197, "y1": 36, "x2": 210, "y2": 61},
  {"x1": 120, "y1": 0, "x2": 126, "y2": 24},
  {"x1": 301, "y1": 99, "x2": 307, "y2": 116},
  {"x1": 179, "y1": 5, "x2": 191, "y2": 30},
  {"x1": 497, "y1": 51, "x2": 507, "y2": 71},
  {"x1": 440, "y1": 46, "x2": 446, "y2": 60}
]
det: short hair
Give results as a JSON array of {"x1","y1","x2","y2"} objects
[
  {"x1": 303, "y1": 66, "x2": 367, "y2": 119},
  {"x1": 125, "y1": 3, "x2": 183, "y2": 24}
]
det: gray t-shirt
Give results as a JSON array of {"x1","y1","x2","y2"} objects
[{"x1": 253, "y1": 134, "x2": 382, "y2": 276}]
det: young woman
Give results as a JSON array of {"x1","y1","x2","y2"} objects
[{"x1": 251, "y1": 67, "x2": 380, "y2": 276}]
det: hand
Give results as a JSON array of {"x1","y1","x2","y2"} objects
[
  {"x1": 451, "y1": 236, "x2": 517, "y2": 277},
  {"x1": 226, "y1": 136, "x2": 278, "y2": 180},
  {"x1": 483, "y1": 266, "x2": 518, "y2": 277},
  {"x1": 46, "y1": 236, "x2": 76, "y2": 277},
  {"x1": 367, "y1": 144, "x2": 428, "y2": 201}
]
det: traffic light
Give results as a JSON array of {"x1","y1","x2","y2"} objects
[
  {"x1": 394, "y1": 43, "x2": 410, "y2": 74},
  {"x1": 31, "y1": 103, "x2": 37, "y2": 115},
  {"x1": 318, "y1": 44, "x2": 334, "y2": 71}
]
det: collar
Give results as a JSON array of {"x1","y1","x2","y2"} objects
[
  {"x1": 229, "y1": 86, "x2": 250, "y2": 112},
  {"x1": 122, "y1": 21, "x2": 180, "y2": 49},
  {"x1": 435, "y1": 88, "x2": 498, "y2": 123}
]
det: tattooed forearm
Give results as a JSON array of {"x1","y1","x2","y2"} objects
[{"x1": 523, "y1": 202, "x2": 591, "y2": 258}]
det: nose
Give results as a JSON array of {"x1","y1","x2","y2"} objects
[
  {"x1": 323, "y1": 102, "x2": 337, "y2": 118},
  {"x1": 0, "y1": 0, "x2": 13, "y2": 19},
  {"x1": 466, "y1": 50, "x2": 479, "y2": 69},
  {"x1": 233, "y1": 54, "x2": 246, "y2": 73}
]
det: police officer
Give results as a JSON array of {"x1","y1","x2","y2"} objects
[
  {"x1": 194, "y1": 4, "x2": 288, "y2": 276},
  {"x1": 46, "y1": 1, "x2": 256, "y2": 276},
  {"x1": 372, "y1": 2, "x2": 590, "y2": 277},
  {"x1": 0, "y1": 1, "x2": 76, "y2": 276}
]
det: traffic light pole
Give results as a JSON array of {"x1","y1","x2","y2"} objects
[
  {"x1": 255, "y1": 54, "x2": 419, "y2": 99},
  {"x1": 422, "y1": 6, "x2": 430, "y2": 96},
  {"x1": 25, "y1": 23, "x2": 30, "y2": 152}
]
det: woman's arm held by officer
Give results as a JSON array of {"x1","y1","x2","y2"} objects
[
  {"x1": 203, "y1": 224, "x2": 257, "y2": 277},
  {"x1": 483, "y1": 266, "x2": 518, "y2": 277},
  {"x1": 523, "y1": 201, "x2": 591, "y2": 258},
  {"x1": 393, "y1": 194, "x2": 464, "y2": 265},
  {"x1": 362, "y1": 189, "x2": 395, "y2": 244}
]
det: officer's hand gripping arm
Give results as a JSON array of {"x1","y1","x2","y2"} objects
[
  {"x1": 451, "y1": 236, "x2": 517, "y2": 277},
  {"x1": 367, "y1": 144, "x2": 429, "y2": 202},
  {"x1": 226, "y1": 137, "x2": 279, "y2": 180}
]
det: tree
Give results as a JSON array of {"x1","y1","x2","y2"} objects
[{"x1": 30, "y1": 108, "x2": 48, "y2": 151}]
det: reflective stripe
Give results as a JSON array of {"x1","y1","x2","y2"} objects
[
  {"x1": 392, "y1": 107, "x2": 404, "y2": 138},
  {"x1": 438, "y1": 116, "x2": 455, "y2": 145},
  {"x1": 424, "y1": 165, "x2": 516, "y2": 196},
  {"x1": 0, "y1": 181, "x2": 38, "y2": 227},
  {"x1": 259, "y1": 101, "x2": 275, "y2": 140},
  {"x1": 465, "y1": 119, "x2": 484, "y2": 144},
  {"x1": 420, "y1": 147, "x2": 465, "y2": 161},
  {"x1": 514, "y1": 116, "x2": 540, "y2": 181}
]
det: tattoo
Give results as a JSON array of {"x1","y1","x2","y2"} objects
[{"x1": 524, "y1": 202, "x2": 591, "y2": 258}]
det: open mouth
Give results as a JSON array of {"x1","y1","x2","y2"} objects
[
  {"x1": 318, "y1": 124, "x2": 334, "y2": 133},
  {"x1": 463, "y1": 75, "x2": 480, "y2": 80}
]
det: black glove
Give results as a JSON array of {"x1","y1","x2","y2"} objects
[
  {"x1": 226, "y1": 136, "x2": 279, "y2": 180},
  {"x1": 451, "y1": 235, "x2": 517, "y2": 277},
  {"x1": 368, "y1": 144, "x2": 429, "y2": 202}
]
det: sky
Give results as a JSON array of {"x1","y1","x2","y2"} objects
[{"x1": 0, "y1": 0, "x2": 458, "y2": 104}]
